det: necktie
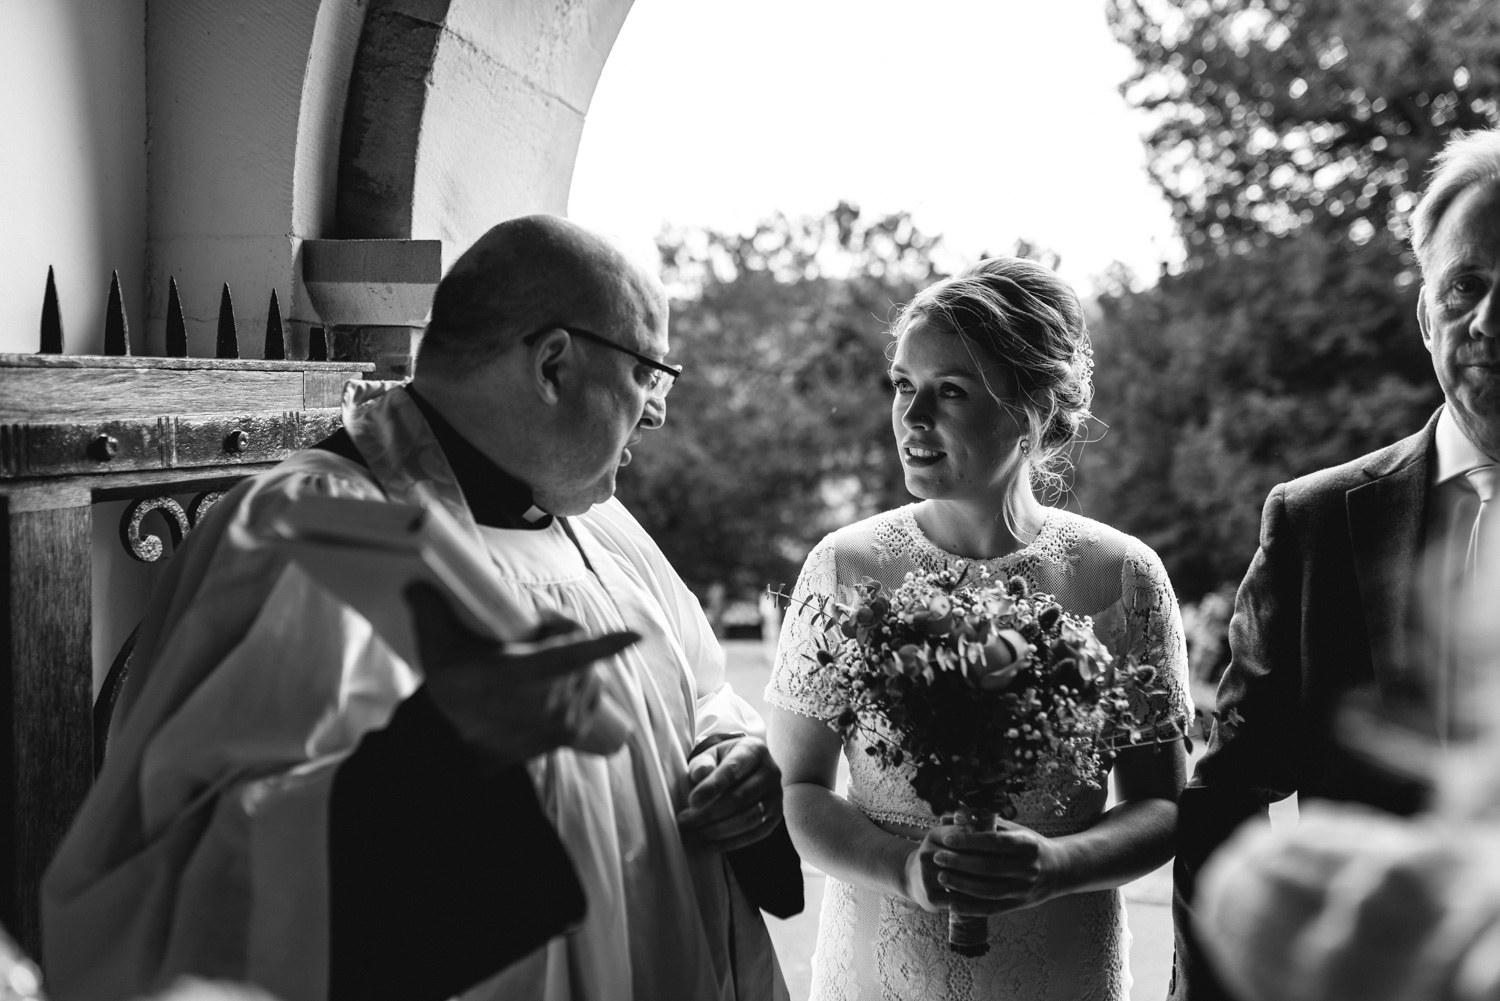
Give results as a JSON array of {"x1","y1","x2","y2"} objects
[{"x1": 1465, "y1": 465, "x2": 1499, "y2": 581}]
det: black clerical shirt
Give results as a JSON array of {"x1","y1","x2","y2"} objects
[
  {"x1": 317, "y1": 389, "x2": 580, "y2": 1001},
  {"x1": 317, "y1": 385, "x2": 554, "y2": 531}
]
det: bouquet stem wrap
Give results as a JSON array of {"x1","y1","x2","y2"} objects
[{"x1": 944, "y1": 806, "x2": 997, "y2": 957}]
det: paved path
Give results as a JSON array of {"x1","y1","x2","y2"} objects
[{"x1": 723, "y1": 639, "x2": 1297, "y2": 1000}]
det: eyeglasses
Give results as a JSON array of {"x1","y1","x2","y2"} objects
[{"x1": 524, "y1": 325, "x2": 682, "y2": 399}]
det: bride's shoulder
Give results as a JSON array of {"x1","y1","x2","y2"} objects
[
  {"x1": 796, "y1": 505, "x2": 921, "y2": 577},
  {"x1": 1044, "y1": 509, "x2": 1168, "y2": 578},
  {"x1": 819, "y1": 504, "x2": 915, "y2": 544},
  {"x1": 820, "y1": 504, "x2": 921, "y2": 555}
]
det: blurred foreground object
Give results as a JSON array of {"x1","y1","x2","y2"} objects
[
  {"x1": 145, "y1": 982, "x2": 277, "y2": 1001},
  {"x1": 0, "y1": 931, "x2": 281, "y2": 1001},
  {"x1": 0, "y1": 926, "x2": 42, "y2": 1001},
  {"x1": 1197, "y1": 509, "x2": 1500, "y2": 1001},
  {"x1": 1197, "y1": 805, "x2": 1500, "y2": 1001}
]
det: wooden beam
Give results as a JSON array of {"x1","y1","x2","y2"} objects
[
  {"x1": 0, "y1": 355, "x2": 367, "y2": 372},
  {"x1": 0, "y1": 495, "x2": 93, "y2": 958},
  {"x1": 0, "y1": 409, "x2": 345, "y2": 480},
  {"x1": 0, "y1": 359, "x2": 370, "y2": 424}
]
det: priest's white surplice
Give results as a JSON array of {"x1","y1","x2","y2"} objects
[{"x1": 42, "y1": 382, "x2": 785, "y2": 1001}]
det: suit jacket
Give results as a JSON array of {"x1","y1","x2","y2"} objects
[{"x1": 1169, "y1": 410, "x2": 1442, "y2": 1001}]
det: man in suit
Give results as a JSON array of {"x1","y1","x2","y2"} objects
[{"x1": 1170, "y1": 128, "x2": 1500, "y2": 1000}]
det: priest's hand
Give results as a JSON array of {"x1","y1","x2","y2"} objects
[
  {"x1": 404, "y1": 581, "x2": 639, "y2": 770},
  {"x1": 676, "y1": 735, "x2": 784, "y2": 852}
]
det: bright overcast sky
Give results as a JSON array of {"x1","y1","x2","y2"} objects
[{"x1": 569, "y1": 0, "x2": 1184, "y2": 298}]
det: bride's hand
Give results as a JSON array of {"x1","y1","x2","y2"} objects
[
  {"x1": 915, "y1": 820, "x2": 1068, "y2": 915},
  {"x1": 903, "y1": 825, "x2": 963, "y2": 913}
]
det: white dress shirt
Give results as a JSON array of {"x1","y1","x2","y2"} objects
[{"x1": 1423, "y1": 407, "x2": 1499, "y2": 740}]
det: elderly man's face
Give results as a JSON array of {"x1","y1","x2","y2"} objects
[
  {"x1": 1420, "y1": 181, "x2": 1500, "y2": 454},
  {"x1": 551, "y1": 275, "x2": 670, "y2": 513}
]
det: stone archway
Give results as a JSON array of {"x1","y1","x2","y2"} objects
[
  {"x1": 336, "y1": 0, "x2": 634, "y2": 251},
  {"x1": 306, "y1": 0, "x2": 635, "y2": 375},
  {"x1": 143, "y1": 0, "x2": 634, "y2": 356}
]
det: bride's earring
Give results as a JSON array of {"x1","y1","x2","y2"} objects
[{"x1": 1018, "y1": 436, "x2": 1032, "y2": 458}]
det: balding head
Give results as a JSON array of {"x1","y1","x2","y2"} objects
[
  {"x1": 410, "y1": 216, "x2": 672, "y2": 515},
  {"x1": 417, "y1": 214, "x2": 665, "y2": 374}
]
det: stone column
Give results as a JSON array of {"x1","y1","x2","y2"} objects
[{"x1": 301, "y1": 239, "x2": 442, "y2": 379}]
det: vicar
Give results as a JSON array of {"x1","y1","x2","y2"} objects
[
  {"x1": 1172, "y1": 128, "x2": 1500, "y2": 1000},
  {"x1": 43, "y1": 216, "x2": 797, "y2": 1001}
]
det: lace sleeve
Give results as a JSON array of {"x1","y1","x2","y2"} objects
[
  {"x1": 764, "y1": 535, "x2": 847, "y2": 724},
  {"x1": 1119, "y1": 539, "x2": 1195, "y2": 741}
]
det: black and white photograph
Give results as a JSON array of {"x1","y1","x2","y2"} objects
[{"x1": 1, "y1": 2, "x2": 1498, "y2": 1000}]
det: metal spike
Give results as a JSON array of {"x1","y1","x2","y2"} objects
[
  {"x1": 309, "y1": 326, "x2": 328, "y2": 361},
  {"x1": 215, "y1": 283, "x2": 238, "y2": 359},
  {"x1": 165, "y1": 277, "x2": 187, "y2": 357},
  {"x1": 264, "y1": 289, "x2": 285, "y2": 360},
  {"x1": 40, "y1": 266, "x2": 63, "y2": 353},
  {"x1": 105, "y1": 270, "x2": 131, "y2": 355}
]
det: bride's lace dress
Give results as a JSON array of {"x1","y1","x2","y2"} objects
[{"x1": 766, "y1": 504, "x2": 1193, "y2": 1001}]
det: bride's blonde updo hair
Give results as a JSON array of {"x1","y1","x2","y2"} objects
[{"x1": 892, "y1": 256, "x2": 1095, "y2": 530}]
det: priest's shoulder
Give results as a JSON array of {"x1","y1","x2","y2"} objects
[
  {"x1": 257, "y1": 450, "x2": 383, "y2": 500},
  {"x1": 573, "y1": 500, "x2": 712, "y2": 620},
  {"x1": 575, "y1": 496, "x2": 666, "y2": 566},
  {"x1": 205, "y1": 450, "x2": 386, "y2": 532}
]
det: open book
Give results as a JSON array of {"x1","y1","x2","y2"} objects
[{"x1": 266, "y1": 492, "x2": 633, "y2": 754}]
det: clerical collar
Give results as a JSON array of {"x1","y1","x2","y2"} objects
[
  {"x1": 406, "y1": 386, "x2": 554, "y2": 530},
  {"x1": 1433, "y1": 406, "x2": 1499, "y2": 487}
]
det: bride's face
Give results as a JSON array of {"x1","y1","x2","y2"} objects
[{"x1": 889, "y1": 317, "x2": 1025, "y2": 503}]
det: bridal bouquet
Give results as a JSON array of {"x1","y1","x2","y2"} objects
[{"x1": 787, "y1": 565, "x2": 1168, "y2": 956}]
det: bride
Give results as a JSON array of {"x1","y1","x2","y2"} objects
[{"x1": 765, "y1": 257, "x2": 1193, "y2": 1000}]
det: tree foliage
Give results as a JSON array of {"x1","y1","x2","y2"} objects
[
  {"x1": 621, "y1": 0, "x2": 1500, "y2": 629},
  {"x1": 615, "y1": 204, "x2": 944, "y2": 598},
  {"x1": 1078, "y1": 236, "x2": 1440, "y2": 600},
  {"x1": 1108, "y1": 0, "x2": 1500, "y2": 258},
  {"x1": 1081, "y1": 0, "x2": 1499, "y2": 614}
]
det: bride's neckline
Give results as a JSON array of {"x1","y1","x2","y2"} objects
[{"x1": 896, "y1": 503, "x2": 1059, "y2": 566}]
